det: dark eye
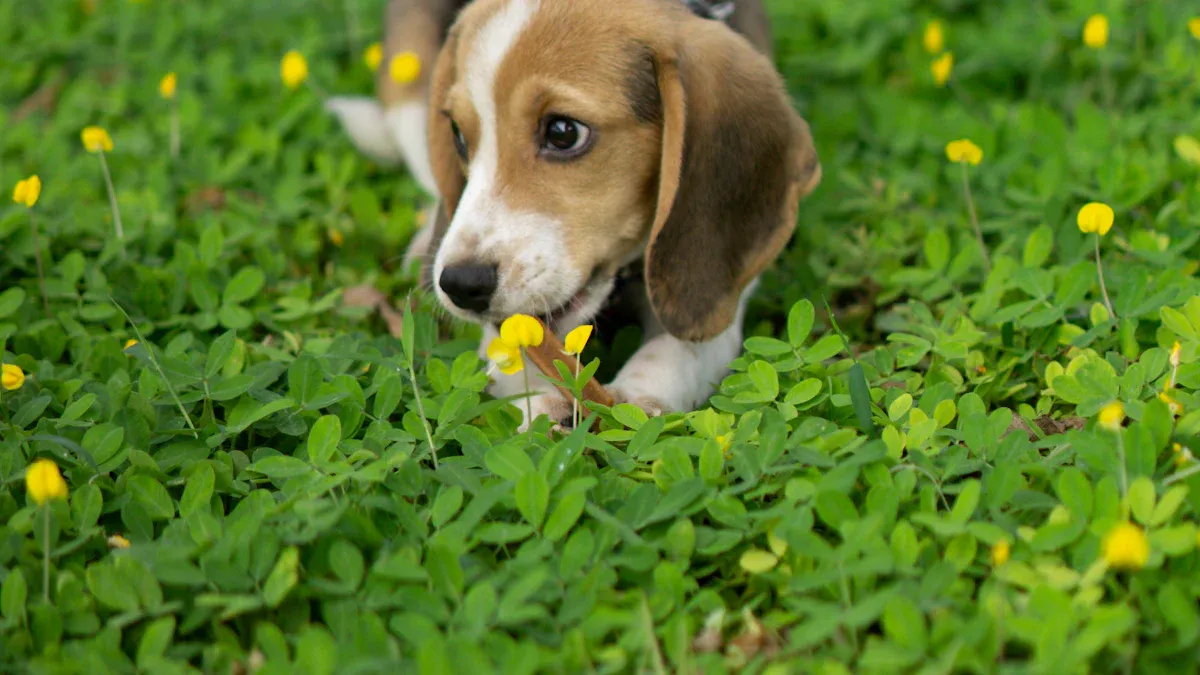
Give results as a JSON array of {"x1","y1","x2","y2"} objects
[
  {"x1": 449, "y1": 119, "x2": 468, "y2": 160},
  {"x1": 540, "y1": 116, "x2": 593, "y2": 158}
]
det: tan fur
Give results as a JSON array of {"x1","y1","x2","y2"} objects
[
  {"x1": 378, "y1": 0, "x2": 465, "y2": 107},
  {"x1": 423, "y1": 0, "x2": 819, "y2": 339}
]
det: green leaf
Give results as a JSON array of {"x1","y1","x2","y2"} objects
[
  {"x1": 329, "y1": 539, "x2": 365, "y2": 590},
  {"x1": 888, "y1": 393, "x2": 913, "y2": 422},
  {"x1": 1151, "y1": 486, "x2": 1189, "y2": 527},
  {"x1": 747, "y1": 360, "x2": 779, "y2": 401},
  {"x1": 1055, "y1": 468, "x2": 1092, "y2": 521},
  {"x1": 699, "y1": 437, "x2": 724, "y2": 484},
  {"x1": 848, "y1": 363, "x2": 876, "y2": 437},
  {"x1": 263, "y1": 546, "x2": 300, "y2": 608},
  {"x1": 739, "y1": 549, "x2": 779, "y2": 574},
  {"x1": 1128, "y1": 477, "x2": 1156, "y2": 525},
  {"x1": 223, "y1": 266, "x2": 266, "y2": 306},
  {"x1": 0, "y1": 287, "x2": 26, "y2": 318},
  {"x1": 307, "y1": 414, "x2": 343, "y2": 465},
  {"x1": 924, "y1": 227, "x2": 950, "y2": 271},
  {"x1": 542, "y1": 491, "x2": 586, "y2": 542},
  {"x1": 787, "y1": 299, "x2": 815, "y2": 347},
  {"x1": 180, "y1": 463, "x2": 215, "y2": 519},
  {"x1": 205, "y1": 330, "x2": 238, "y2": 380},
  {"x1": 250, "y1": 455, "x2": 314, "y2": 480},
  {"x1": 431, "y1": 486, "x2": 464, "y2": 528},
  {"x1": 87, "y1": 562, "x2": 141, "y2": 611},
  {"x1": 949, "y1": 480, "x2": 980, "y2": 524},
  {"x1": 72, "y1": 483, "x2": 103, "y2": 531},
  {"x1": 127, "y1": 475, "x2": 175, "y2": 521},
  {"x1": 486, "y1": 444, "x2": 535, "y2": 483},
  {"x1": 136, "y1": 616, "x2": 176, "y2": 669},
  {"x1": 515, "y1": 471, "x2": 550, "y2": 530},
  {"x1": 1, "y1": 568, "x2": 27, "y2": 625},
  {"x1": 1023, "y1": 225, "x2": 1054, "y2": 268}
]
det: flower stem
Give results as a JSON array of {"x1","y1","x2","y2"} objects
[
  {"x1": 572, "y1": 360, "x2": 580, "y2": 430},
  {"x1": 169, "y1": 101, "x2": 180, "y2": 159},
  {"x1": 29, "y1": 213, "x2": 51, "y2": 319},
  {"x1": 43, "y1": 506, "x2": 51, "y2": 604},
  {"x1": 960, "y1": 161, "x2": 991, "y2": 275},
  {"x1": 97, "y1": 151, "x2": 123, "y2": 240},
  {"x1": 521, "y1": 355, "x2": 533, "y2": 435},
  {"x1": 1115, "y1": 429, "x2": 1128, "y2": 500},
  {"x1": 1094, "y1": 235, "x2": 1117, "y2": 321},
  {"x1": 406, "y1": 358, "x2": 438, "y2": 469}
]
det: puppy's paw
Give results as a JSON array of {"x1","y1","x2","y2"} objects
[
  {"x1": 517, "y1": 393, "x2": 576, "y2": 433},
  {"x1": 607, "y1": 387, "x2": 670, "y2": 419},
  {"x1": 325, "y1": 97, "x2": 403, "y2": 165}
]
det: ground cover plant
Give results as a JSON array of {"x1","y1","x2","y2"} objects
[{"x1": 4, "y1": 0, "x2": 1200, "y2": 672}]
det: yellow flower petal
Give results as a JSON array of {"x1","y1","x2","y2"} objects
[
  {"x1": 389, "y1": 52, "x2": 422, "y2": 84},
  {"x1": 12, "y1": 175, "x2": 41, "y2": 208},
  {"x1": 945, "y1": 139, "x2": 982, "y2": 165},
  {"x1": 563, "y1": 324, "x2": 593, "y2": 355},
  {"x1": 487, "y1": 337, "x2": 524, "y2": 375},
  {"x1": 159, "y1": 72, "x2": 177, "y2": 99},
  {"x1": 1170, "y1": 341, "x2": 1182, "y2": 368},
  {"x1": 499, "y1": 314, "x2": 544, "y2": 348},
  {"x1": 1102, "y1": 521, "x2": 1148, "y2": 570},
  {"x1": 1084, "y1": 14, "x2": 1109, "y2": 49},
  {"x1": 328, "y1": 228, "x2": 345, "y2": 247},
  {"x1": 931, "y1": 52, "x2": 953, "y2": 87},
  {"x1": 1190, "y1": 18, "x2": 1200, "y2": 40},
  {"x1": 1097, "y1": 401, "x2": 1124, "y2": 432},
  {"x1": 364, "y1": 42, "x2": 383, "y2": 71},
  {"x1": 81, "y1": 126, "x2": 113, "y2": 153},
  {"x1": 25, "y1": 459, "x2": 69, "y2": 505},
  {"x1": 1160, "y1": 392, "x2": 1183, "y2": 417},
  {"x1": 281, "y1": 50, "x2": 309, "y2": 90},
  {"x1": 1, "y1": 363, "x2": 25, "y2": 391},
  {"x1": 923, "y1": 20, "x2": 945, "y2": 55},
  {"x1": 1077, "y1": 202, "x2": 1115, "y2": 236},
  {"x1": 991, "y1": 539, "x2": 1010, "y2": 566},
  {"x1": 107, "y1": 534, "x2": 131, "y2": 549},
  {"x1": 124, "y1": 339, "x2": 139, "y2": 351}
]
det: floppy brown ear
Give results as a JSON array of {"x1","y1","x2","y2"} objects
[
  {"x1": 645, "y1": 26, "x2": 821, "y2": 342},
  {"x1": 419, "y1": 29, "x2": 465, "y2": 289}
]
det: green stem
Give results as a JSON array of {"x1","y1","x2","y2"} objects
[
  {"x1": 522, "y1": 356, "x2": 533, "y2": 439},
  {"x1": 43, "y1": 506, "x2": 50, "y2": 604},
  {"x1": 406, "y1": 359, "x2": 438, "y2": 469},
  {"x1": 29, "y1": 213, "x2": 50, "y2": 319},
  {"x1": 170, "y1": 101, "x2": 180, "y2": 159},
  {"x1": 960, "y1": 161, "x2": 991, "y2": 275},
  {"x1": 1115, "y1": 429, "x2": 1128, "y2": 500},
  {"x1": 1095, "y1": 235, "x2": 1116, "y2": 321},
  {"x1": 97, "y1": 151, "x2": 123, "y2": 240}
]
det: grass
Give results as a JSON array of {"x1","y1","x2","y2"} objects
[{"x1": 3, "y1": 0, "x2": 1200, "y2": 672}]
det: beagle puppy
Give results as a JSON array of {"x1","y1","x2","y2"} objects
[{"x1": 330, "y1": 0, "x2": 821, "y2": 428}]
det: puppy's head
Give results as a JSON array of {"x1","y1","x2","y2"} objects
[{"x1": 425, "y1": 0, "x2": 820, "y2": 340}]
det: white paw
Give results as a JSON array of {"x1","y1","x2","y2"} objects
[
  {"x1": 606, "y1": 387, "x2": 670, "y2": 418},
  {"x1": 517, "y1": 393, "x2": 575, "y2": 433},
  {"x1": 325, "y1": 97, "x2": 403, "y2": 165}
]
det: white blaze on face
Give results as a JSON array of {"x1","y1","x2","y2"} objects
[{"x1": 432, "y1": 0, "x2": 585, "y2": 321}]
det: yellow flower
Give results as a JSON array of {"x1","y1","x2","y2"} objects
[
  {"x1": 499, "y1": 314, "x2": 544, "y2": 348},
  {"x1": 107, "y1": 534, "x2": 131, "y2": 549},
  {"x1": 931, "y1": 52, "x2": 953, "y2": 87},
  {"x1": 923, "y1": 20, "x2": 945, "y2": 54},
  {"x1": 1170, "y1": 341, "x2": 1182, "y2": 368},
  {"x1": 1102, "y1": 521, "x2": 1148, "y2": 570},
  {"x1": 1097, "y1": 401, "x2": 1124, "y2": 432},
  {"x1": 160, "y1": 72, "x2": 177, "y2": 99},
  {"x1": 563, "y1": 325, "x2": 593, "y2": 355},
  {"x1": 81, "y1": 126, "x2": 113, "y2": 153},
  {"x1": 389, "y1": 52, "x2": 422, "y2": 84},
  {"x1": 945, "y1": 139, "x2": 982, "y2": 165},
  {"x1": 328, "y1": 228, "x2": 344, "y2": 247},
  {"x1": 12, "y1": 175, "x2": 41, "y2": 208},
  {"x1": 1190, "y1": 18, "x2": 1200, "y2": 40},
  {"x1": 1077, "y1": 202, "x2": 1115, "y2": 236},
  {"x1": 991, "y1": 539, "x2": 1010, "y2": 566},
  {"x1": 1159, "y1": 392, "x2": 1183, "y2": 417},
  {"x1": 2, "y1": 364, "x2": 25, "y2": 391},
  {"x1": 124, "y1": 339, "x2": 139, "y2": 350},
  {"x1": 487, "y1": 338, "x2": 524, "y2": 376},
  {"x1": 281, "y1": 50, "x2": 309, "y2": 89},
  {"x1": 25, "y1": 459, "x2": 68, "y2": 505},
  {"x1": 1084, "y1": 14, "x2": 1109, "y2": 49},
  {"x1": 364, "y1": 43, "x2": 383, "y2": 71}
]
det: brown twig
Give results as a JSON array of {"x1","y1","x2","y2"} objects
[{"x1": 525, "y1": 318, "x2": 613, "y2": 423}]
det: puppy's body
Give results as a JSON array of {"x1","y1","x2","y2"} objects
[{"x1": 333, "y1": 0, "x2": 820, "y2": 428}]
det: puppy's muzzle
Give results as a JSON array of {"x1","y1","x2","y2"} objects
[{"x1": 439, "y1": 263, "x2": 500, "y2": 313}]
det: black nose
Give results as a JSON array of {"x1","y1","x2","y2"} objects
[{"x1": 439, "y1": 264, "x2": 499, "y2": 313}]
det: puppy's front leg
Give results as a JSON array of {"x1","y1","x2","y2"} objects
[{"x1": 606, "y1": 309, "x2": 745, "y2": 417}]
